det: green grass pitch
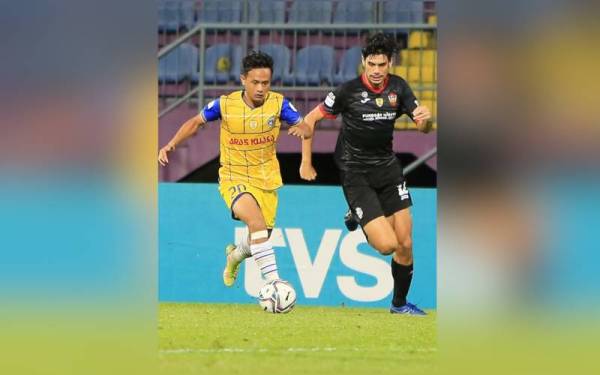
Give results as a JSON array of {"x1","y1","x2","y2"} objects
[{"x1": 159, "y1": 303, "x2": 437, "y2": 374}]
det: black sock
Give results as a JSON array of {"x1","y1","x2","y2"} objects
[{"x1": 391, "y1": 259, "x2": 413, "y2": 307}]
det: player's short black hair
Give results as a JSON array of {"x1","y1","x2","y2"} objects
[
  {"x1": 242, "y1": 50, "x2": 274, "y2": 76},
  {"x1": 362, "y1": 32, "x2": 398, "y2": 60}
]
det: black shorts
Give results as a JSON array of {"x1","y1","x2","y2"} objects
[{"x1": 341, "y1": 161, "x2": 413, "y2": 227}]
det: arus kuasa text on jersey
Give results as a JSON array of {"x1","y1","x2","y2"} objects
[{"x1": 228, "y1": 134, "x2": 275, "y2": 146}]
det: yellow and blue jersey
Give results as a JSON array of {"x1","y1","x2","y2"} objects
[{"x1": 201, "y1": 90, "x2": 301, "y2": 190}]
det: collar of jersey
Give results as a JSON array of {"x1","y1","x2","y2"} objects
[
  {"x1": 240, "y1": 90, "x2": 269, "y2": 110},
  {"x1": 360, "y1": 73, "x2": 389, "y2": 94}
]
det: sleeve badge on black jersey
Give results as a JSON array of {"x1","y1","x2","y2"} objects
[{"x1": 325, "y1": 92, "x2": 335, "y2": 107}]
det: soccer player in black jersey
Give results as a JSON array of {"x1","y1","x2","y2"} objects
[{"x1": 288, "y1": 33, "x2": 433, "y2": 315}]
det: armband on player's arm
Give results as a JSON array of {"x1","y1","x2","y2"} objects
[{"x1": 200, "y1": 98, "x2": 222, "y2": 123}]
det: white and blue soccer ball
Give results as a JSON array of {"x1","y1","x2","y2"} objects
[{"x1": 258, "y1": 279, "x2": 296, "y2": 314}]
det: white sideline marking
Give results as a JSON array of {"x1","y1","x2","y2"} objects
[{"x1": 160, "y1": 347, "x2": 437, "y2": 354}]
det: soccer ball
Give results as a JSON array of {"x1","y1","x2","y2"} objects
[{"x1": 258, "y1": 279, "x2": 296, "y2": 314}]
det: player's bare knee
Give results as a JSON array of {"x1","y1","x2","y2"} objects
[
  {"x1": 380, "y1": 247, "x2": 396, "y2": 256},
  {"x1": 245, "y1": 215, "x2": 266, "y2": 231},
  {"x1": 394, "y1": 239, "x2": 413, "y2": 262},
  {"x1": 400, "y1": 236, "x2": 412, "y2": 252},
  {"x1": 374, "y1": 239, "x2": 399, "y2": 256}
]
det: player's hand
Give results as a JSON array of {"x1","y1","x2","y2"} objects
[
  {"x1": 413, "y1": 105, "x2": 433, "y2": 133},
  {"x1": 300, "y1": 161, "x2": 317, "y2": 181},
  {"x1": 287, "y1": 122, "x2": 312, "y2": 139},
  {"x1": 413, "y1": 105, "x2": 431, "y2": 122},
  {"x1": 158, "y1": 143, "x2": 175, "y2": 166}
]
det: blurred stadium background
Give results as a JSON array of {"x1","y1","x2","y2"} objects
[{"x1": 157, "y1": 0, "x2": 437, "y2": 185}]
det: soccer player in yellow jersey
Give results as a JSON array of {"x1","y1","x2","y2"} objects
[{"x1": 158, "y1": 51, "x2": 312, "y2": 286}]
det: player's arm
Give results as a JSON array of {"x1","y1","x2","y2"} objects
[
  {"x1": 279, "y1": 98, "x2": 317, "y2": 180},
  {"x1": 399, "y1": 81, "x2": 433, "y2": 133},
  {"x1": 296, "y1": 89, "x2": 344, "y2": 181},
  {"x1": 298, "y1": 106, "x2": 327, "y2": 181},
  {"x1": 413, "y1": 104, "x2": 433, "y2": 133},
  {"x1": 284, "y1": 98, "x2": 312, "y2": 140},
  {"x1": 158, "y1": 99, "x2": 220, "y2": 166}
]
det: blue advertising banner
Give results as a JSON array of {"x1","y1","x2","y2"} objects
[{"x1": 159, "y1": 183, "x2": 436, "y2": 308}]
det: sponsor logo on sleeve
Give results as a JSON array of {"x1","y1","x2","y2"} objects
[{"x1": 325, "y1": 92, "x2": 336, "y2": 107}]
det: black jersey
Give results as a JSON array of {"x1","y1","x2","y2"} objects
[{"x1": 319, "y1": 74, "x2": 419, "y2": 172}]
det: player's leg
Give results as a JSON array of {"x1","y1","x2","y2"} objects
[
  {"x1": 223, "y1": 235, "x2": 250, "y2": 287},
  {"x1": 344, "y1": 208, "x2": 359, "y2": 231},
  {"x1": 391, "y1": 208, "x2": 413, "y2": 265},
  {"x1": 232, "y1": 192, "x2": 280, "y2": 281},
  {"x1": 342, "y1": 171, "x2": 399, "y2": 255},
  {"x1": 376, "y1": 165, "x2": 425, "y2": 315},
  {"x1": 362, "y1": 216, "x2": 399, "y2": 255},
  {"x1": 388, "y1": 210, "x2": 424, "y2": 315},
  {"x1": 389, "y1": 208, "x2": 423, "y2": 314},
  {"x1": 219, "y1": 183, "x2": 251, "y2": 286}
]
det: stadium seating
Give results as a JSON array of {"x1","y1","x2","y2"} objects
[
  {"x1": 248, "y1": 0, "x2": 286, "y2": 23},
  {"x1": 285, "y1": 45, "x2": 335, "y2": 85},
  {"x1": 407, "y1": 66, "x2": 435, "y2": 84},
  {"x1": 218, "y1": 0, "x2": 243, "y2": 23},
  {"x1": 334, "y1": 46, "x2": 363, "y2": 84},
  {"x1": 382, "y1": 0, "x2": 425, "y2": 24},
  {"x1": 392, "y1": 66, "x2": 408, "y2": 80},
  {"x1": 319, "y1": 46, "x2": 336, "y2": 85},
  {"x1": 230, "y1": 44, "x2": 244, "y2": 83},
  {"x1": 289, "y1": 1, "x2": 333, "y2": 24},
  {"x1": 197, "y1": 0, "x2": 218, "y2": 23},
  {"x1": 393, "y1": 64, "x2": 435, "y2": 84},
  {"x1": 158, "y1": 0, "x2": 195, "y2": 32},
  {"x1": 158, "y1": 1, "x2": 438, "y2": 185},
  {"x1": 405, "y1": 49, "x2": 436, "y2": 67},
  {"x1": 333, "y1": 0, "x2": 374, "y2": 24},
  {"x1": 158, "y1": 2, "x2": 436, "y2": 94},
  {"x1": 418, "y1": 89, "x2": 436, "y2": 100},
  {"x1": 201, "y1": 43, "x2": 241, "y2": 84},
  {"x1": 197, "y1": 0, "x2": 242, "y2": 23},
  {"x1": 257, "y1": 44, "x2": 291, "y2": 83},
  {"x1": 159, "y1": 43, "x2": 198, "y2": 82},
  {"x1": 407, "y1": 30, "x2": 432, "y2": 49}
]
